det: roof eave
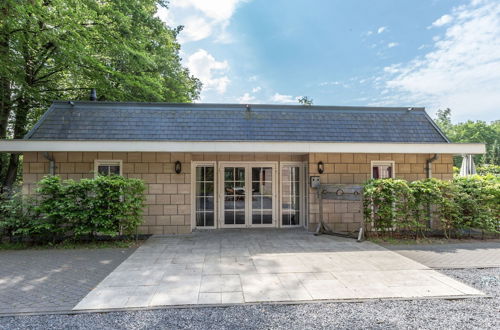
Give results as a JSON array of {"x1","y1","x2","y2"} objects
[{"x1": 0, "y1": 140, "x2": 486, "y2": 155}]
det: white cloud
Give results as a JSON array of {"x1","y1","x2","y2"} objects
[
  {"x1": 271, "y1": 93, "x2": 299, "y2": 103},
  {"x1": 186, "y1": 49, "x2": 230, "y2": 94},
  {"x1": 237, "y1": 92, "x2": 256, "y2": 103},
  {"x1": 319, "y1": 81, "x2": 340, "y2": 86},
  {"x1": 377, "y1": 0, "x2": 500, "y2": 121},
  {"x1": 430, "y1": 14, "x2": 454, "y2": 28},
  {"x1": 157, "y1": 0, "x2": 250, "y2": 43},
  {"x1": 387, "y1": 42, "x2": 399, "y2": 48},
  {"x1": 377, "y1": 26, "x2": 387, "y2": 34},
  {"x1": 252, "y1": 86, "x2": 262, "y2": 93}
]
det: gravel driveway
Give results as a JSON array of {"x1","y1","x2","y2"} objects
[{"x1": 0, "y1": 267, "x2": 498, "y2": 330}]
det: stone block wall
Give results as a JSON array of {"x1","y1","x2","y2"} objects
[
  {"x1": 22, "y1": 152, "x2": 192, "y2": 235},
  {"x1": 306, "y1": 153, "x2": 454, "y2": 232},
  {"x1": 22, "y1": 151, "x2": 453, "y2": 234},
  {"x1": 22, "y1": 152, "x2": 307, "y2": 235}
]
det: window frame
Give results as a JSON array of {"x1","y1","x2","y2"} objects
[
  {"x1": 94, "y1": 159, "x2": 123, "y2": 177},
  {"x1": 371, "y1": 160, "x2": 395, "y2": 179},
  {"x1": 191, "y1": 161, "x2": 217, "y2": 229}
]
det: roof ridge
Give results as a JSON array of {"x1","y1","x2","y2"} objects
[{"x1": 51, "y1": 101, "x2": 426, "y2": 112}]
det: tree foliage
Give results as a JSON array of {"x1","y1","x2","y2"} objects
[
  {"x1": 434, "y1": 108, "x2": 500, "y2": 166},
  {"x1": 298, "y1": 96, "x2": 313, "y2": 106},
  {"x1": 0, "y1": 0, "x2": 201, "y2": 188}
]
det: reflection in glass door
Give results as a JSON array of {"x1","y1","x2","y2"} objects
[
  {"x1": 281, "y1": 165, "x2": 301, "y2": 226},
  {"x1": 220, "y1": 163, "x2": 276, "y2": 228},
  {"x1": 251, "y1": 167, "x2": 273, "y2": 225},
  {"x1": 195, "y1": 166, "x2": 215, "y2": 227},
  {"x1": 223, "y1": 167, "x2": 246, "y2": 226}
]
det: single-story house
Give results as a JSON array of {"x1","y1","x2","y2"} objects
[{"x1": 0, "y1": 101, "x2": 485, "y2": 234}]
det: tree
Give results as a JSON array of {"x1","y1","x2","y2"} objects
[
  {"x1": 0, "y1": 0, "x2": 201, "y2": 190},
  {"x1": 434, "y1": 109, "x2": 500, "y2": 167},
  {"x1": 298, "y1": 96, "x2": 313, "y2": 106}
]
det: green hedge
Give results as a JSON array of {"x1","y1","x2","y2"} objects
[
  {"x1": 0, "y1": 175, "x2": 145, "y2": 242},
  {"x1": 363, "y1": 175, "x2": 499, "y2": 238}
]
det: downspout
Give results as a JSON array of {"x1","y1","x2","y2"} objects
[
  {"x1": 42, "y1": 152, "x2": 56, "y2": 175},
  {"x1": 425, "y1": 153, "x2": 439, "y2": 228},
  {"x1": 426, "y1": 153, "x2": 439, "y2": 179}
]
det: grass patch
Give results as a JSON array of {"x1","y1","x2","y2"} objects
[{"x1": 0, "y1": 239, "x2": 142, "y2": 251}]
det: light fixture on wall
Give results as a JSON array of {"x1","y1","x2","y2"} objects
[
  {"x1": 175, "y1": 161, "x2": 182, "y2": 174},
  {"x1": 317, "y1": 161, "x2": 324, "y2": 174}
]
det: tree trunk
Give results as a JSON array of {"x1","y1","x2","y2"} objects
[
  {"x1": 0, "y1": 6, "x2": 12, "y2": 188},
  {"x1": 3, "y1": 97, "x2": 29, "y2": 188},
  {"x1": 3, "y1": 153, "x2": 19, "y2": 188}
]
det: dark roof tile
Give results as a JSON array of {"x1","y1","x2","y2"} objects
[{"x1": 25, "y1": 102, "x2": 449, "y2": 143}]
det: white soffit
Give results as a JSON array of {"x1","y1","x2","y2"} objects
[{"x1": 0, "y1": 140, "x2": 486, "y2": 155}]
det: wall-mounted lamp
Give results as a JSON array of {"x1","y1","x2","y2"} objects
[
  {"x1": 174, "y1": 161, "x2": 182, "y2": 174},
  {"x1": 317, "y1": 161, "x2": 324, "y2": 174}
]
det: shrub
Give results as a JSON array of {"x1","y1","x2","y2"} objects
[
  {"x1": 476, "y1": 164, "x2": 500, "y2": 176},
  {"x1": 363, "y1": 176, "x2": 499, "y2": 239},
  {"x1": 452, "y1": 175, "x2": 499, "y2": 235},
  {"x1": 408, "y1": 179, "x2": 444, "y2": 237},
  {"x1": 363, "y1": 179, "x2": 413, "y2": 235},
  {"x1": 0, "y1": 192, "x2": 39, "y2": 239},
  {"x1": 1, "y1": 175, "x2": 146, "y2": 242}
]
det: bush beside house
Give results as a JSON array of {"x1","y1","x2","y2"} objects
[
  {"x1": 0, "y1": 176, "x2": 145, "y2": 243},
  {"x1": 363, "y1": 175, "x2": 500, "y2": 239}
]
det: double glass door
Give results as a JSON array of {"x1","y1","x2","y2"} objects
[{"x1": 220, "y1": 163, "x2": 276, "y2": 228}]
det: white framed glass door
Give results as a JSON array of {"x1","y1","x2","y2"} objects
[
  {"x1": 219, "y1": 162, "x2": 277, "y2": 228},
  {"x1": 280, "y1": 162, "x2": 305, "y2": 227},
  {"x1": 222, "y1": 166, "x2": 247, "y2": 227}
]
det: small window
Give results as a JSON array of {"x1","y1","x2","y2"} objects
[
  {"x1": 371, "y1": 161, "x2": 395, "y2": 179},
  {"x1": 95, "y1": 160, "x2": 122, "y2": 177}
]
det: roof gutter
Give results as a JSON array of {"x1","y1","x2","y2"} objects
[{"x1": 0, "y1": 140, "x2": 486, "y2": 154}]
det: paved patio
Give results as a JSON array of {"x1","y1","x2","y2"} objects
[
  {"x1": 74, "y1": 229, "x2": 482, "y2": 310},
  {"x1": 74, "y1": 229, "x2": 483, "y2": 310}
]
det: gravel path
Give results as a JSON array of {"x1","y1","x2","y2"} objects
[{"x1": 0, "y1": 268, "x2": 498, "y2": 330}]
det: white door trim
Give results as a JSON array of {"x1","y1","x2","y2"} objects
[{"x1": 191, "y1": 161, "x2": 217, "y2": 230}]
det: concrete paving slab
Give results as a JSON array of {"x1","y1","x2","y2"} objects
[{"x1": 73, "y1": 229, "x2": 485, "y2": 311}]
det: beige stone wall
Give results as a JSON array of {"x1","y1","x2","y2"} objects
[
  {"x1": 23, "y1": 152, "x2": 192, "y2": 235},
  {"x1": 22, "y1": 151, "x2": 453, "y2": 234},
  {"x1": 306, "y1": 153, "x2": 454, "y2": 232},
  {"x1": 22, "y1": 152, "x2": 307, "y2": 235}
]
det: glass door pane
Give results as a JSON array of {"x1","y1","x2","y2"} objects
[
  {"x1": 223, "y1": 167, "x2": 246, "y2": 225},
  {"x1": 282, "y1": 166, "x2": 301, "y2": 226},
  {"x1": 195, "y1": 166, "x2": 215, "y2": 227},
  {"x1": 251, "y1": 167, "x2": 273, "y2": 225}
]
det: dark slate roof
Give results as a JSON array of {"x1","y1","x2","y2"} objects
[{"x1": 25, "y1": 101, "x2": 450, "y2": 143}]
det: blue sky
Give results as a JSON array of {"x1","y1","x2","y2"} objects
[{"x1": 157, "y1": 0, "x2": 500, "y2": 122}]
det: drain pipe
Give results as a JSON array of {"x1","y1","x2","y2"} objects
[
  {"x1": 426, "y1": 153, "x2": 439, "y2": 179},
  {"x1": 42, "y1": 152, "x2": 56, "y2": 175},
  {"x1": 425, "y1": 153, "x2": 439, "y2": 228}
]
